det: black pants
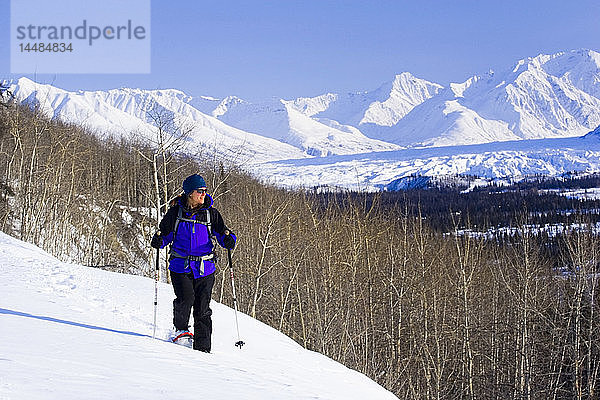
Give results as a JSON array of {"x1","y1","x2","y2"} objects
[{"x1": 170, "y1": 270, "x2": 215, "y2": 352}]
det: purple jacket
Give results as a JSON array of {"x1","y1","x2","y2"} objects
[{"x1": 158, "y1": 194, "x2": 236, "y2": 278}]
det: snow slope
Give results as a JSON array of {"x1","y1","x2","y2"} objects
[
  {"x1": 217, "y1": 98, "x2": 402, "y2": 156},
  {"x1": 0, "y1": 231, "x2": 397, "y2": 400},
  {"x1": 287, "y1": 72, "x2": 443, "y2": 128}
]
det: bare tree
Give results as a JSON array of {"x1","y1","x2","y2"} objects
[
  {"x1": 0, "y1": 80, "x2": 14, "y2": 108},
  {"x1": 134, "y1": 104, "x2": 195, "y2": 281}
]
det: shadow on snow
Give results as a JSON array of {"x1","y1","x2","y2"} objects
[{"x1": 0, "y1": 307, "x2": 155, "y2": 339}]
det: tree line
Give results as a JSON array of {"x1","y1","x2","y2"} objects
[
  {"x1": 362, "y1": 187, "x2": 600, "y2": 233},
  {"x1": 1, "y1": 100, "x2": 599, "y2": 399}
]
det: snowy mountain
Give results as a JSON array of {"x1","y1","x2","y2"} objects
[
  {"x1": 6, "y1": 49, "x2": 600, "y2": 189},
  {"x1": 0, "y1": 231, "x2": 397, "y2": 399},
  {"x1": 373, "y1": 49, "x2": 600, "y2": 147},
  {"x1": 9, "y1": 77, "x2": 309, "y2": 164},
  {"x1": 209, "y1": 72, "x2": 443, "y2": 156},
  {"x1": 7, "y1": 77, "x2": 401, "y2": 161},
  {"x1": 216, "y1": 98, "x2": 402, "y2": 156},
  {"x1": 10, "y1": 50, "x2": 600, "y2": 153},
  {"x1": 287, "y1": 72, "x2": 443, "y2": 128}
]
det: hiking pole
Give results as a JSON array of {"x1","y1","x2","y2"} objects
[
  {"x1": 152, "y1": 231, "x2": 160, "y2": 339},
  {"x1": 227, "y1": 248, "x2": 245, "y2": 348}
]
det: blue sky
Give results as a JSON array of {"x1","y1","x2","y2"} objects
[{"x1": 2, "y1": 0, "x2": 599, "y2": 101}]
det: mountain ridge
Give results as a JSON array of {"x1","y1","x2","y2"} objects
[{"x1": 5, "y1": 48, "x2": 600, "y2": 189}]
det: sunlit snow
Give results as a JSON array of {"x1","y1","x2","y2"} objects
[{"x1": 0, "y1": 232, "x2": 397, "y2": 399}]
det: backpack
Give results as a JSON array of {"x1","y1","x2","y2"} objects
[{"x1": 169, "y1": 205, "x2": 217, "y2": 272}]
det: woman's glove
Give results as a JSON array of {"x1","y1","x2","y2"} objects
[
  {"x1": 150, "y1": 233, "x2": 162, "y2": 249},
  {"x1": 223, "y1": 232, "x2": 235, "y2": 249}
]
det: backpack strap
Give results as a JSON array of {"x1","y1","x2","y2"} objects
[
  {"x1": 205, "y1": 208, "x2": 214, "y2": 238},
  {"x1": 170, "y1": 250, "x2": 214, "y2": 274},
  {"x1": 173, "y1": 206, "x2": 214, "y2": 239},
  {"x1": 172, "y1": 206, "x2": 183, "y2": 240}
]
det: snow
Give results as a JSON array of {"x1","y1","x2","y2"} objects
[
  {"x1": 359, "y1": 72, "x2": 444, "y2": 127},
  {"x1": 216, "y1": 98, "x2": 402, "y2": 156},
  {"x1": 0, "y1": 231, "x2": 397, "y2": 399},
  {"x1": 286, "y1": 73, "x2": 442, "y2": 132},
  {"x1": 256, "y1": 136, "x2": 600, "y2": 191},
  {"x1": 539, "y1": 187, "x2": 600, "y2": 200}
]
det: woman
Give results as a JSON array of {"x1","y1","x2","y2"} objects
[{"x1": 151, "y1": 174, "x2": 236, "y2": 352}]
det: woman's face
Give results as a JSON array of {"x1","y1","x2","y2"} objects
[{"x1": 188, "y1": 188, "x2": 206, "y2": 206}]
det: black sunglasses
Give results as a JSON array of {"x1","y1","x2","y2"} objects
[{"x1": 193, "y1": 188, "x2": 207, "y2": 194}]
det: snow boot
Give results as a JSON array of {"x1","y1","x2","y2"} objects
[{"x1": 169, "y1": 329, "x2": 193, "y2": 348}]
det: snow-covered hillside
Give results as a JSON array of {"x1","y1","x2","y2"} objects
[
  {"x1": 216, "y1": 98, "x2": 402, "y2": 156},
  {"x1": 0, "y1": 231, "x2": 397, "y2": 399}
]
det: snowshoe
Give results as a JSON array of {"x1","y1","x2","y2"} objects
[{"x1": 169, "y1": 329, "x2": 194, "y2": 348}]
